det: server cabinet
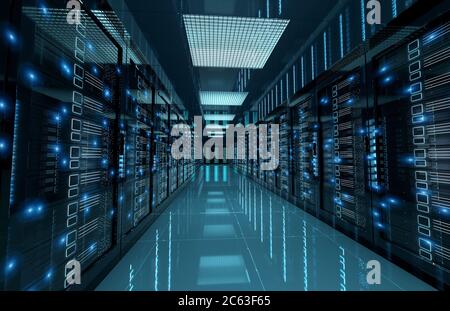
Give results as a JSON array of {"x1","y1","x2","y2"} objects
[
  {"x1": 318, "y1": 68, "x2": 373, "y2": 242},
  {"x1": 168, "y1": 107, "x2": 178, "y2": 194},
  {"x1": 191, "y1": 125, "x2": 200, "y2": 175},
  {"x1": 0, "y1": 0, "x2": 21, "y2": 290},
  {"x1": 183, "y1": 122, "x2": 189, "y2": 183},
  {"x1": 152, "y1": 93, "x2": 169, "y2": 207},
  {"x1": 262, "y1": 108, "x2": 288, "y2": 193},
  {"x1": 177, "y1": 124, "x2": 185, "y2": 186},
  {"x1": 278, "y1": 111, "x2": 290, "y2": 197},
  {"x1": 264, "y1": 118, "x2": 276, "y2": 189},
  {"x1": 245, "y1": 131, "x2": 251, "y2": 176},
  {"x1": 118, "y1": 63, "x2": 152, "y2": 235},
  {"x1": 372, "y1": 15, "x2": 450, "y2": 287},
  {"x1": 235, "y1": 117, "x2": 246, "y2": 175},
  {"x1": 252, "y1": 125, "x2": 259, "y2": 180},
  {"x1": 291, "y1": 90, "x2": 320, "y2": 215},
  {"x1": 258, "y1": 121, "x2": 268, "y2": 184},
  {"x1": 3, "y1": 1, "x2": 121, "y2": 290}
]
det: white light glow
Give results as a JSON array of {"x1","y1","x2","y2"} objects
[
  {"x1": 200, "y1": 92, "x2": 248, "y2": 106},
  {"x1": 184, "y1": 15, "x2": 290, "y2": 69},
  {"x1": 204, "y1": 114, "x2": 235, "y2": 121}
]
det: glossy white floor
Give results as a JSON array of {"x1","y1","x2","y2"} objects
[{"x1": 97, "y1": 166, "x2": 435, "y2": 291}]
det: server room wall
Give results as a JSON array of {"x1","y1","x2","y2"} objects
[
  {"x1": 0, "y1": 0, "x2": 199, "y2": 290},
  {"x1": 235, "y1": 4, "x2": 450, "y2": 290}
]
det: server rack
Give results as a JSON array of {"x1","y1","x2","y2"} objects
[
  {"x1": 245, "y1": 131, "x2": 251, "y2": 176},
  {"x1": 233, "y1": 3, "x2": 450, "y2": 289},
  {"x1": 262, "y1": 106, "x2": 290, "y2": 197},
  {"x1": 0, "y1": 0, "x2": 197, "y2": 291},
  {"x1": 0, "y1": 0, "x2": 21, "y2": 290},
  {"x1": 152, "y1": 92, "x2": 169, "y2": 207},
  {"x1": 191, "y1": 125, "x2": 201, "y2": 175},
  {"x1": 256, "y1": 121, "x2": 267, "y2": 184},
  {"x1": 317, "y1": 68, "x2": 373, "y2": 242},
  {"x1": 279, "y1": 111, "x2": 290, "y2": 198},
  {"x1": 118, "y1": 63, "x2": 153, "y2": 236},
  {"x1": 252, "y1": 125, "x2": 259, "y2": 180},
  {"x1": 2, "y1": 0, "x2": 122, "y2": 290},
  {"x1": 235, "y1": 117, "x2": 246, "y2": 174},
  {"x1": 266, "y1": 124, "x2": 276, "y2": 189},
  {"x1": 370, "y1": 14, "x2": 450, "y2": 288},
  {"x1": 168, "y1": 107, "x2": 178, "y2": 194},
  {"x1": 290, "y1": 89, "x2": 320, "y2": 215}
]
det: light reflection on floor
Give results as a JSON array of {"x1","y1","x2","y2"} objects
[{"x1": 97, "y1": 165, "x2": 435, "y2": 291}]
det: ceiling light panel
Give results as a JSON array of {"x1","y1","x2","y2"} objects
[
  {"x1": 200, "y1": 92, "x2": 249, "y2": 106},
  {"x1": 183, "y1": 15, "x2": 290, "y2": 69},
  {"x1": 204, "y1": 114, "x2": 235, "y2": 121}
]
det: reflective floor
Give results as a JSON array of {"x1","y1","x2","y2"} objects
[{"x1": 97, "y1": 166, "x2": 435, "y2": 291}]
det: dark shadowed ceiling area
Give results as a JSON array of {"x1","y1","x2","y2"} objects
[{"x1": 124, "y1": 0, "x2": 338, "y2": 119}]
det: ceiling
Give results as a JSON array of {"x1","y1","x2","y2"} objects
[{"x1": 124, "y1": 0, "x2": 338, "y2": 121}]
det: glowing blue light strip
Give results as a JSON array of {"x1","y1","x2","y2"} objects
[
  {"x1": 253, "y1": 186, "x2": 257, "y2": 231},
  {"x1": 183, "y1": 14, "x2": 290, "y2": 68},
  {"x1": 223, "y1": 165, "x2": 227, "y2": 182},
  {"x1": 303, "y1": 220, "x2": 308, "y2": 291},
  {"x1": 360, "y1": 0, "x2": 366, "y2": 42},
  {"x1": 128, "y1": 264, "x2": 134, "y2": 291},
  {"x1": 154, "y1": 229, "x2": 159, "y2": 291},
  {"x1": 282, "y1": 206, "x2": 287, "y2": 282},
  {"x1": 311, "y1": 45, "x2": 315, "y2": 80},
  {"x1": 286, "y1": 72, "x2": 289, "y2": 98},
  {"x1": 392, "y1": 0, "x2": 398, "y2": 18},
  {"x1": 260, "y1": 190, "x2": 264, "y2": 242},
  {"x1": 293, "y1": 65, "x2": 296, "y2": 92},
  {"x1": 214, "y1": 165, "x2": 219, "y2": 183},
  {"x1": 323, "y1": 31, "x2": 328, "y2": 70},
  {"x1": 301, "y1": 56, "x2": 305, "y2": 88},
  {"x1": 248, "y1": 182, "x2": 251, "y2": 222},
  {"x1": 276, "y1": 84, "x2": 279, "y2": 106},
  {"x1": 267, "y1": 0, "x2": 270, "y2": 18},
  {"x1": 271, "y1": 89, "x2": 274, "y2": 110},
  {"x1": 339, "y1": 14, "x2": 344, "y2": 58},
  {"x1": 269, "y1": 196, "x2": 273, "y2": 259},
  {"x1": 9, "y1": 101, "x2": 20, "y2": 205},
  {"x1": 244, "y1": 69, "x2": 247, "y2": 89},
  {"x1": 280, "y1": 79, "x2": 283, "y2": 103},
  {"x1": 168, "y1": 212, "x2": 172, "y2": 291},
  {"x1": 278, "y1": 0, "x2": 282, "y2": 15},
  {"x1": 339, "y1": 246, "x2": 347, "y2": 291}
]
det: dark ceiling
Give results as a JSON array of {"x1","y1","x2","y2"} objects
[{"x1": 124, "y1": 0, "x2": 338, "y2": 119}]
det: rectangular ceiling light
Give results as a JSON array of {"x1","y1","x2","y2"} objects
[
  {"x1": 183, "y1": 15, "x2": 290, "y2": 69},
  {"x1": 200, "y1": 91, "x2": 249, "y2": 106},
  {"x1": 204, "y1": 114, "x2": 235, "y2": 122}
]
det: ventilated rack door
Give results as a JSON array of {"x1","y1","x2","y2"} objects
[
  {"x1": 318, "y1": 70, "x2": 371, "y2": 237},
  {"x1": 292, "y1": 95, "x2": 320, "y2": 212},
  {"x1": 373, "y1": 18, "x2": 450, "y2": 286},
  {"x1": 5, "y1": 2, "x2": 120, "y2": 290}
]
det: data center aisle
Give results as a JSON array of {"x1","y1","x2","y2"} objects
[{"x1": 97, "y1": 166, "x2": 435, "y2": 291}]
